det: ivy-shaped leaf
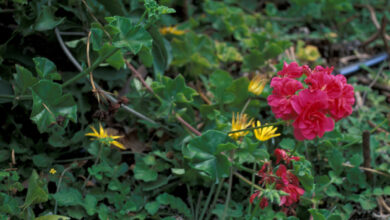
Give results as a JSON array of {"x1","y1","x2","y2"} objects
[
  {"x1": 52, "y1": 187, "x2": 82, "y2": 206},
  {"x1": 33, "y1": 57, "x2": 61, "y2": 80},
  {"x1": 34, "y1": 6, "x2": 65, "y2": 31},
  {"x1": 13, "y1": 65, "x2": 38, "y2": 96},
  {"x1": 30, "y1": 80, "x2": 77, "y2": 133},
  {"x1": 106, "y1": 16, "x2": 153, "y2": 55},
  {"x1": 152, "y1": 74, "x2": 198, "y2": 104},
  {"x1": 155, "y1": 193, "x2": 191, "y2": 218},
  {"x1": 183, "y1": 130, "x2": 234, "y2": 182},
  {"x1": 21, "y1": 170, "x2": 49, "y2": 209}
]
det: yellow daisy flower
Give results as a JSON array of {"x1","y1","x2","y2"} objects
[
  {"x1": 85, "y1": 123, "x2": 125, "y2": 150},
  {"x1": 229, "y1": 113, "x2": 253, "y2": 140},
  {"x1": 159, "y1": 26, "x2": 186, "y2": 35},
  {"x1": 252, "y1": 121, "x2": 280, "y2": 141},
  {"x1": 49, "y1": 168, "x2": 57, "y2": 175},
  {"x1": 248, "y1": 75, "x2": 267, "y2": 96}
]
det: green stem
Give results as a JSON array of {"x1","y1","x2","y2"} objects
[
  {"x1": 228, "y1": 121, "x2": 285, "y2": 134},
  {"x1": 82, "y1": 144, "x2": 103, "y2": 189},
  {"x1": 249, "y1": 195, "x2": 262, "y2": 220},
  {"x1": 240, "y1": 98, "x2": 251, "y2": 116},
  {"x1": 289, "y1": 141, "x2": 302, "y2": 157},
  {"x1": 54, "y1": 165, "x2": 74, "y2": 214},
  {"x1": 186, "y1": 184, "x2": 195, "y2": 219},
  {"x1": 235, "y1": 163, "x2": 257, "y2": 174},
  {"x1": 195, "y1": 190, "x2": 203, "y2": 220},
  {"x1": 205, "y1": 180, "x2": 224, "y2": 220},
  {"x1": 61, "y1": 48, "x2": 119, "y2": 88},
  {"x1": 199, "y1": 182, "x2": 216, "y2": 220},
  {"x1": 0, "y1": 94, "x2": 32, "y2": 100},
  {"x1": 248, "y1": 163, "x2": 256, "y2": 215},
  {"x1": 222, "y1": 166, "x2": 233, "y2": 220}
]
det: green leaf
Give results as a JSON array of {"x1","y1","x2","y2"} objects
[
  {"x1": 144, "y1": 0, "x2": 176, "y2": 25},
  {"x1": 183, "y1": 130, "x2": 231, "y2": 182},
  {"x1": 149, "y1": 26, "x2": 172, "y2": 76},
  {"x1": 0, "y1": 80, "x2": 14, "y2": 103},
  {"x1": 107, "y1": 16, "x2": 153, "y2": 55},
  {"x1": 34, "y1": 215, "x2": 70, "y2": 220},
  {"x1": 327, "y1": 149, "x2": 344, "y2": 175},
  {"x1": 83, "y1": 195, "x2": 97, "y2": 216},
  {"x1": 98, "y1": 43, "x2": 124, "y2": 70},
  {"x1": 134, "y1": 156, "x2": 158, "y2": 182},
  {"x1": 13, "y1": 65, "x2": 38, "y2": 95},
  {"x1": 33, "y1": 57, "x2": 61, "y2": 80},
  {"x1": 32, "y1": 154, "x2": 53, "y2": 167},
  {"x1": 156, "y1": 193, "x2": 191, "y2": 217},
  {"x1": 52, "y1": 187, "x2": 82, "y2": 206},
  {"x1": 22, "y1": 170, "x2": 49, "y2": 209},
  {"x1": 152, "y1": 74, "x2": 198, "y2": 104},
  {"x1": 309, "y1": 209, "x2": 326, "y2": 220},
  {"x1": 90, "y1": 28, "x2": 104, "y2": 51},
  {"x1": 145, "y1": 201, "x2": 160, "y2": 215},
  {"x1": 30, "y1": 80, "x2": 77, "y2": 133},
  {"x1": 209, "y1": 69, "x2": 235, "y2": 104},
  {"x1": 279, "y1": 138, "x2": 295, "y2": 150},
  {"x1": 35, "y1": 6, "x2": 65, "y2": 31},
  {"x1": 215, "y1": 42, "x2": 243, "y2": 62},
  {"x1": 96, "y1": 0, "x2": 126, "y2": 16}
]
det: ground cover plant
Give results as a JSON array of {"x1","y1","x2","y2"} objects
[{"x1": 0, "y1": 0, "x2": 390, "y2": 219}]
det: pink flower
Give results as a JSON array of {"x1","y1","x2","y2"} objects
[
  {"x1": 329, "y1": 76, "x2": 355, "y2": 121},
  {"x1": 278, "y1": 62, "x2": 304, "y2": 78},
  {"x1": 305, "y1": 71, "x2": 343, "y2": 99},
  {"x1": 291, "y1": 89, "x2": 334, "y2": 140},
  {"x1": 267, "y1": 77, "x2": 304, "y2": 120},
  {"x1": 274, "y1": 149, "x2": 300, "y2": 164},
  {"x1": 279, "y1": 184, "x2": 305, "y2": 207},
  {"x1": 249, "y1": 191, "x2": 269, "y2": 209},
  {"x1": 276, "y1": 165, "x2": 300, "y2": 186}
]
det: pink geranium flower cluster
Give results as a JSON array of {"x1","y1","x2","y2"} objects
[
  {"x1": 267, "y1": 62, "x2": 355, "y2": 140},
  {"x1": 250, "y1": 149, "x2": 304, "y2": 212}
]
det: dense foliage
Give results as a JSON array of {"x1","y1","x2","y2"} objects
[{"x1": 0, "y1": 0, "x2": 390, "y2": 219}]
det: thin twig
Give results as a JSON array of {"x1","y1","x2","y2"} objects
[
  {"x1": 86, "y1": 31, "x2": 100, "y2": 103},
  {"x1": 54, "y1": 26, "x2": 158, "y2": 125},
  {"x1": 175, "y1": 113, "x2": 202, "y2": 136},
  {"x1": 125, "y1": 60, "x2": 155, "y2": 95},
  {"x1": 54, "y1": 165, "x2": 74, "y2": 214}
]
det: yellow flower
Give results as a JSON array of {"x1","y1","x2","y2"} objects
[
  {"x1": 49, "y1": 168, "x2": 57, "y2": 175},
  {"x1": 252, "y1": 121, "x2": 280, "y2": 141},
  {"x1": 229, "y1": 113, "x2": 253, "y2": 140},
  {"x1": 159, "y1": 26, "x2": 186, "y2": 35},
  {"x1": 304, "y1": 45, "x2": 320, "y2": 62},
  {"x1": 248, "y1": 75, "x2": 267, "y2": 96},
  {"x1": 85, "y1": 123, "x2": 125, "y2": 150}
]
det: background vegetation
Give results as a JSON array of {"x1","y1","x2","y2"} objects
[{"x1": 0, "y1": 0, "x2": 389, "y2": 219}]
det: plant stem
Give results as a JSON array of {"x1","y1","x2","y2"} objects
[
  {"x1": 228, "y1": 121, "x2": 285, "y2": 134},
  {"x1": 249, "y1": 195, "x2": 262, "y2": 220},
  {"x1": 233, "y1": 171, "x2": 263, "y2": 191},
  {"x1": 222, "y1": 167, "x2": 233, "y2": 220},
  {"x1": 289, "y1": 141, "x2": 302, "y2": 156},
  {"x1": 248, "y1": 163, "x2": 256, "y2": 215},
  {"x1": 61, "y1": 48, "x2": 119, "y2": 88},
  {"x1": 82, "y1": 144, "x2": 103, "y2": 189},
  {"x1": 195, "y1": 190, "x2": 204, "y2": 220},
  {"x1": 0, "y1": 94, "x2": 32, "y2": 100},
  {"x1": 54, "y1": 165, "x2": 74, "y2": 214},
  {"x1": 186, "y1": 184, "x2": 195, "y2": 218},
  {"x1": 240, "y1": 98, "x2": 251, "y2": 116},
  {"x1": 199, "y1": 182, "x2": 216, "y2": 220},
  {"x1": 205, "y1": 180, "x2": 224, "y2": 220}
]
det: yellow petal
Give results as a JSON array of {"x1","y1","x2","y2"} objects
[
  {"x1": 85, "y1": 133, "x2": 99, "y2": 137},
  {"x1": 111, "y1": 141, "x2": 126, "y2": 150}
]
